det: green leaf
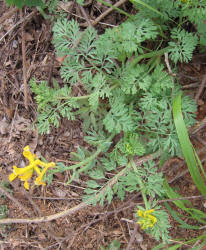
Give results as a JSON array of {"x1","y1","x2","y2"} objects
[
  {"x1": 169, "y1": 29, "x2": 198, "y2": 63},
  {"x1": 87, "y1": 180, "x2": 100, "y2": 188},
  {"x1": 84, "y1": 188, "x2": 96, "y2": 194},
  {"x1": 77, "y1": 147, "x2": 85, "y2": 160},
  {"x1": 89, "y1": 168, "x2": 105, "y2": 179},
  {"x1": 106, "y1": 186, "x2": 113, "y2": 204},
  {"x1": 173, "y1": 93, "x2": 206, "y2": 195},
  {"x1": 101, "y1": 158, "x2": 116, "y2": 171}
]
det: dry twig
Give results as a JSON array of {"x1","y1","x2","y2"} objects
[
  {"x1": 190, "y1": 116, "x2": 206, "y2": 135},
  {"x1": 164, "y1": 53, "x2": 176, "y2": 76},
  {"x1": 126, "y1": 223, "x2": 138, "y2": 250},
  {"x1": 195, "y1": 74, "x2": 206, "y2": 102},
  {"x1": 92, "y1": 0, "x2": 128, "y2": 26},
  {"x1": 79, "y1": 5, "x2": 92, "y2": 27},
  {"x1": 0, "y1": 10, "x2": 37, "y2": 43},
  {"x1": 0, "y1": 153, "x2": 155, "y2": 224},
  {"x1": 20, "y1": 9, "x2": 28, "y2": 109}
]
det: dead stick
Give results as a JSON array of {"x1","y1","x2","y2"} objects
[
  {"x1": 0, "y1": 186, "x2": 205, "y2": 224},
  {"x1": 92, "y1": 0, "x2": 128, "y2": 26},
  {"x1": 195, "y1": 74, "x2": 206, "y2": 102},
  {"x1": 164, "y1": 53, "x2": 176, "y2": 76},
  {"x1": 0, "y1": 10, "x2": 37, "y2": 43},
  {"x1": 79, "y1": 5, "x2": 92, "y2": 27},
  {"x1": 189, "y1": 116, "x2": 206, "y2": 135},
  {"x1": 20, "y1": 9, "x2": 28, "y2": 109},
  {"x1": 126, "y1": 223, "x2": 138, "y2": 250},
  {"x1": 0, "y1": 154, "x2": 155, "y2": 224}
]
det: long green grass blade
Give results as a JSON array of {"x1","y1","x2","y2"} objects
[
  {"x1": 173, "y1": 93, "x2": 206, "y2": 195},
  {"x1": 164, "y1": 202, "x2": 200, "y2": 229},
  {"x1": 194, "y1": 149, "x2": 206, "y2": 180},
  {"x1": 164, "y1": 180, "x2": 191, "y2": 208},
  {"x1": 153, "y1": 235, "x2": 206, "y2": 250},
  {"x1": 164, "y1": 180, "x2": 206, "y2": 224}
]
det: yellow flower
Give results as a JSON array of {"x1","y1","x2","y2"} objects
[
  {"x1": 9, "y1": 146, "x2": 55, "y2": 190},
  {"x1": 137, "y1": 209, "x2": 157, "y2": 229},
  {"x1": 35, "y1": 162, "x2": 55, "y2": 186}
]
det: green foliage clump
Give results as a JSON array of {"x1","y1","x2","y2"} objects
[
  {"x1": 30, "y1": 1, "x2": 203, "y2": 243},
  {"x1": 5, "y1": 0, "x2": 44, "y2": 8},
  {"x1": 131, "y1": 0, "x2": 206, "y2": 47},
  {"x1": 31, "y1": 19, "x2": 196, "y2": 154}
]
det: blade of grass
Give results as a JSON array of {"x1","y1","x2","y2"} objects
[
  {"x1": 164, "y1": 202, "x2": 201, "y2": 230},
  {"x1": 153, "y1": 236, "x2": 206, "y2": 250},
  {"x1": 152, "y1": 243, "x2": 182, "y2": 250},
  {"x1": 164, "y1": 180, "x2": 206, "y2": 224},
  {"x1": 173, "y1": 93, "x2": 206, "y2": 195},
  {"x1": 163, "y1": 180, "x2": 191, "y2": 208},
  {"x1": 194, "y1": 149, "x2": 206, "y2": 181}
]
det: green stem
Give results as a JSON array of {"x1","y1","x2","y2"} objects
[
  {"x1": 65, "y1": 133, "x2": 115, "y2": 182},
  {"x1": 130, "y1": 157, "x2": 149, "y2": 210},
  {"x1": 128, "y1": 46, "x2": 171, "y2": 68},
  {"x1": 57, "y1": 95, "x2": 90, "y2": 101}
]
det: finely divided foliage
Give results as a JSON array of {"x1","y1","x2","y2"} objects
[{"x1": 29, "y1": 0, "x2": 205, "y2": 242}]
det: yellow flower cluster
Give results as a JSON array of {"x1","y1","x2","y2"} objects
[
  {"x1": 9, "y1": 146, "x2": 55, "y2": 190},
  {"x1": 137, "y1": 209, "x2": 157, "y2": 230}
]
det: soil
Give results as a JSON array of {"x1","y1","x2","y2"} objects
[{"x1": 0, "y1": 1, "x2": 206, "y2": 249}]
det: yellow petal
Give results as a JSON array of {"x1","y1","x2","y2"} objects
[
  {"x1": 137, "y1": 209, "x2": 143, "y2": 217},
  {"x1": 33, "y1": 165, "x2": 42, "y2": 175},
  {"x1": 35, "y1": 176, "x2": 46, "y2": 186},
  {"x1": 23, "y1": 146, "x2": 30, "y2": 151},
  {"x1": 36, "y1": 160, "x2": 48, "y2": 168},
  {"x1": 24, "y1": 181, "x2": 30, "y2": 190},
  {"x1": 13, "y1": 165, "x2": 33, "y2": 175},
  {"x1": 23, "y1": 146, "x2": 35, "y2": 162},
  {"x1": 145, "y1": 209, "x2": 154, "y2": 215},
  {"x1": 148, "y1": 214, "x2": 157, "y2": 224},
  {"x1": 38, "y1": 161, "x2": 56, "y2": 168},
  {"x1": 18, "y1": 169, "x2": 33, "y2": 181},
  {"x1": 34, "y1": 163, "x2": 54, "y2": 186},
  {"x1": 9, "y1": 173, "x2": 17, "y2": 182},
  {"x1": 47, "y1": 162, "x2": 55, "y2": 167}
]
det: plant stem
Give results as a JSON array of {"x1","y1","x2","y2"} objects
[
  {"x1": 57, "y1": 95, "x2": 90, "y2": 101},
  {"x1": 130, "y1": 157, "x2": 149, "y2": 210},
  {"x1": 129, "y1": 47, "x2": 171, "y2": 68},
  {"x1": 65, "y1": 133, "x2": 116, "y2": 184}
]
